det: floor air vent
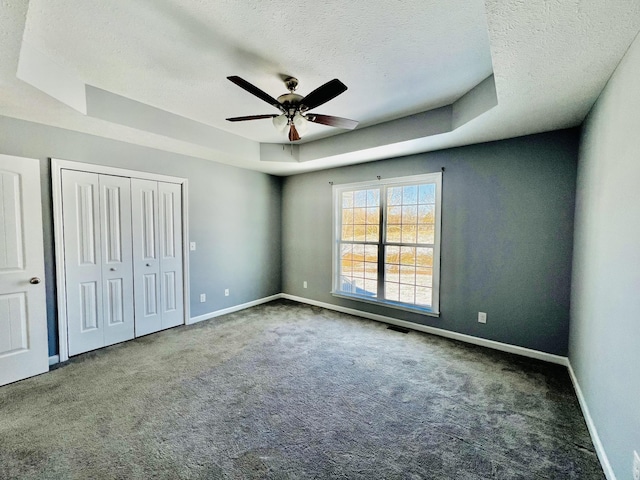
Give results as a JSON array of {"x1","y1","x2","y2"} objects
[{"x1": 387, "y1": 325, "x2": 410, "y2": 334}]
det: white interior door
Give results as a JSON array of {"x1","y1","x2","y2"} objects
[
  {"x1": 99, "y1": 175, "x2": 135, "y2": 346},
  {"x1": 62, "y1": 170, "x2": 104, "y2": 355},
  {"x1": 0, "y1": 155, "x2": 48, "y2": 386},
  {"x1": 131, "y1": 178, "x2": 162, "y2": 336},
  {"x1": 159, "y1": 182, "x2": 184, "y2": 329},
  {"x1": 62, "y1": 171, "x2": 135, "y2": 356}
]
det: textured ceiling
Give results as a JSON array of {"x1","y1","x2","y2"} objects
[
  {"x1": 1, "y1": 0, "x2": 640, "y2": 175},
  {"x1": 21, "y1": 0, "x2": 493, "y2": 144}
]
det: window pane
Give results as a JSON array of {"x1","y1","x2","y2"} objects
[
  {"x1": 367, "y1": 189, "x2": 380, "y2": 207},
  {"x1": 386, "y1": 225, "x2": 401, "y2": 243},
  {"x1": 366, "y1": 207, "x2": 379, "y2": 224},
  {"x1": 353, "y1": 244, "x2": 364, "y2": 258},
  {"x1": 366, "y1": 225, "x2": 379, "y2": 242},
  {"x1": 418, "y1": 184, "x2": 435, "y2": 204},
  {"x1": 340, "y1": 244, "x2": 353, "y2": 275},
  {"x1": 341, "y1": 277, "x2": 354, "y2": 293},
  {"x1": 385, "y1": 282, "x2": 399, "y2": 301},
  {"x1": 400, "y1": 265, "x2": 415, "y2": 284},
  {"x1": 387, "y1": 206, "x2": 401, "y2": 224},
  {"x1": 416, "y1": 267, "x2": 433, "y2": 287},
  {"x1": 402, "y1": 205, "x2": 418, "y2": 224},
  {"x1": 403, "y1": 185, "x2": 418, "y2": 204},
  {"x1": 416, "y1": 247, "x2": 433, "y2": 267},
  {"x1": 364, "y1": 245, "x2": 378, "y2": 263},
  {"x1": 385, "y1": 246, "x2": 400, "y2": 264},
  {"x1": 341, "y1": 263, "x2": 352, "y2": 278},
  {"x1": 353, "y1": 261, "x2": 365, "y2": 277},
  {"x1": 418, "y1": 205, "x2": 435, "y2": 224},
  {"x1": 399, "y1": 284, "x2": 415, "y2": 303},
  {"x1": 401, "y1": 224, "x2": 417, "y2": 244},
  {"x1": 342, "y1": 191, "x2": 353, "y2": 208},
  {"x1": 354, "y1": 190, "x2": 367, "y2": 207},
  {"x1": 416, "y1": 287, "x2": 432, "y2": 306},
  {"x1": 417, "y1": 224, "x2": 435, "y2": 244},
  {"x1": 342, "y1": 208, "x2": 353, "y2": 225},
  {"x1": 353, "y1": 225, "x2": 366, "y2": 242},
  {"x1": 399, "y1": 246, "x2": 415, "y2": 265},
  {"x1": 341, "y1": 225, "x2": 354, "y2": 241},
  {"x1": 388, "y1": 187, "x2": 402, "y2": 205},
  {"x1": 364, "y1": 280, "x2": 378, "y2": 297},
  {"x1": 364, "y1": 263, "x2": 377, "y2": 280},
  {"x1": 353, "y1": 207, "x2": 366, "y2": 224},
  {"x1": 385, "y1": 264, "x2": 399, "y2": 283}
]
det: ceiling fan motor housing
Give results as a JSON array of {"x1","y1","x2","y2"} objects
[{"x1": 277, "y1": 92, "x2": 304, "y2": 118}]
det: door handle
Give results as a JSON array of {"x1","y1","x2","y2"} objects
[
  {"x1": 146, "y1": 263, "x2": 151, "y2": 267},
  {"x1": 110, "y1": 268, "x2": 117, "y2": 271},
  {"x1": 29, "y1": 277, "x2": 41, "y2": 285}
]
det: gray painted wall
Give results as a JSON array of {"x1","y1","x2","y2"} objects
[
  {"x1": 282, "y1": 129, "x2": 579, "y2": 356},
  {"x1": 0, "y1": 115, "x2": 282, "y2": 357},
  {"x1": 570, "y1": 31, "x2": 640, "y2": 479}
]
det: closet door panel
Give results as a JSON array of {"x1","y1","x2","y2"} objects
[
  {"x1": 131, "y1": 178, "x2": 162, "y2": 336},
  {"x1": 100, "y1": 175, "x2": 135, "y2": 346},
  {"x1": 62, "y1": 170, "x2": 104, "y2": 356},
  {"x1": 158, "y1": 182, "x2": 184, "y2": 329}
]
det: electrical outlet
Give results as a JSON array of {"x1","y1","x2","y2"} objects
[
  {"x1": 303, "y1": 281, "x2": 307, "y2": 289},
  {"x1": 199, "y1": 293, "x2": 206, "y2": 303},
  {"x1": 190, "y1": 242, "x2": 196, "y2": 251},
  {"x1": 633, "y1": 450, "x2": 640, "y2": 480},
  {"x1": 478, "y1": 312, "x2": 487, "y2": 324},
  {"x1": 224, "y1": 289, "x2": 229, "y2": 297}
]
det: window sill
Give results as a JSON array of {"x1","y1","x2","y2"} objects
[{"x1": 331, "y1": 292, "x2": 440, "y2": 317}]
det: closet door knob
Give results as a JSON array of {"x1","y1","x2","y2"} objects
[
  {"x1": 110, "y1": 268, "x2": 117, "y2": 271},
  {"x1": 146, "y1": 263, "x2": 151, "y2": 267},
  {"x1": 29, "y1": 277, "x2": 41, "y2": 284}
]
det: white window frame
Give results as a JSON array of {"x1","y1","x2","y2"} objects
[{"x1": 331, "y1": 172, "x2": 442, "y2": 316}]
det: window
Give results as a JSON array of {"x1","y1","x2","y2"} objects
[{"x1": 332, "y1": 173, "x2": 442, "y2": 315}]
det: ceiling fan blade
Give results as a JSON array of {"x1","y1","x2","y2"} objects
[
  {"x1": 301, "y1": 79, "x2": 348, "y2": 110},
  {"x1": 307, "y1": 114, "x2": 358, "y2": 130},
  {"x1": 227, "y1": 76, "x2": 282, "y2": 109},
  {"x1": 226, "y1": 114, "x2": 278, "y2": 122},
  {"x1": 289, "y1": 124, "x2": 301, "y2": 142}
]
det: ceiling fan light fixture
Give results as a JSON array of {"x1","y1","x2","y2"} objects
[
  {"x1": 293, "y1": 112, "x2": 309, "y2": 135},
  {"x1": 272, "y1": 113, "x2": 288, "y2": 132}
]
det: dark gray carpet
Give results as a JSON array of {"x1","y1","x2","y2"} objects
[{"x1": 0, "y1": 299, "x2": 603, "y2": 479}]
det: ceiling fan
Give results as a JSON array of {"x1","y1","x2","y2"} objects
[{"x1": 225, "y1": 76, "x2": 358, "y2": 142}]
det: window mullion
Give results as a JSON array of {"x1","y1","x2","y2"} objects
[{"x1": 377, "y1": 185, "x2": 386, "y2": 299}]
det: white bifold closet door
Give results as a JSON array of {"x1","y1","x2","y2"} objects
[
  {"x1": 131, "y1": 179, "x2": 183, "y2": 337},
  {"x1": 62, "y1": 171, "x2": 135, "y2": 356}
]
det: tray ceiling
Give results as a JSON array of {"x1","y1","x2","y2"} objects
[{"x1": 1, "y1": 0, "x2": 639, "y2": 175}]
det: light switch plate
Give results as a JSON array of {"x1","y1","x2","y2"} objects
[
  {"x1": 190, "y1": 242, "x2": 196, "y2": 251},
  {"x1": 478, "y1": 312, "x2": 487, "y2": 324}
]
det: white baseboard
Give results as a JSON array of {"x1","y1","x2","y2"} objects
[
  {"x1": 188, "y1": 294, "x2": 282, "y2": 324},
  {"x1": 48, "y1": 355, "x2": 59, "y2": 366},
  {"x1": 567, "y1": 362, "x2": 616, "y2": 480},
  {"x1": 281, "y1": 294, "x2": 569, "y2": 366}
]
